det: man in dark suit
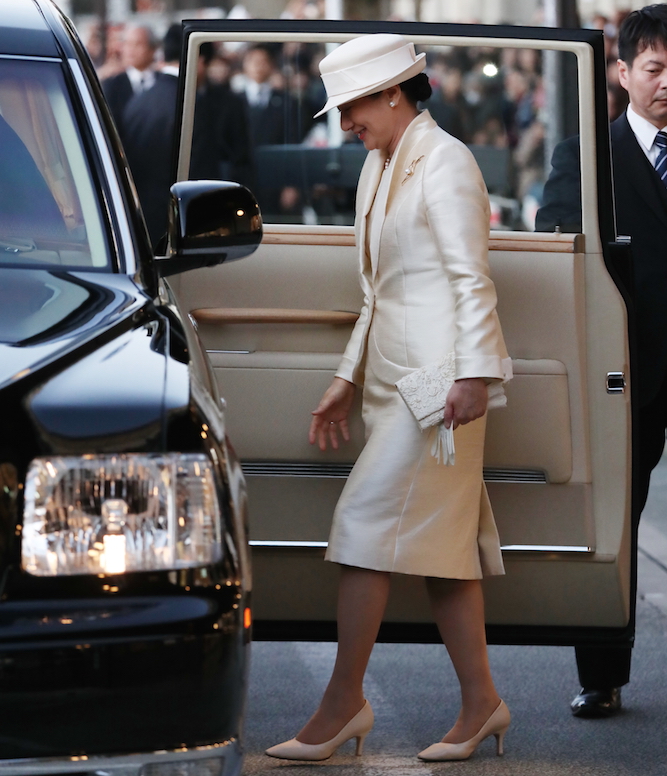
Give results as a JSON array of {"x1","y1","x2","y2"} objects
[
  {"x1": 120, "y1": 30, "x2": 253, "y2": 247},
  {"x1": 536, "y1": 4, "x2": 667, "y2": 718},
  {"x1": 119, "y1": 25, "x2": 179, "y2": 246},
  {"x1": 101, "y1": 24, "x2": 158, "y2": 134},
  {"x1": 237, "y1": 44, "x2": 313, "y2": 219},
  {"x1": 189, "y1": 43, "x2": 252, "y2": 187},
  {"x1": 238, "y1": 44, "x2": 312, "y2": 149},
  {"x1": 121, "y1": 71, "x2": 178, "y2": 246}
]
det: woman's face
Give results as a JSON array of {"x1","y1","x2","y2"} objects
[{"x1": 338, "y1": 92, "x2": 394, "y2": 151}]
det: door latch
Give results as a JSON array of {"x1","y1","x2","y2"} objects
[{"x1": 606, "y1": 372, "x2": 626, "y2": 394}]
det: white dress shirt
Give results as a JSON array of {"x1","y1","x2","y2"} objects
[
  {"x1": 626, "y1": 103, "x2": 667, "y2": 163},
  {"x1": 245, "y1": 81, "x2": 271, "y2": 107},
  {"x1": 126, "y1": 66, "x2": 155, "y2": 94}
]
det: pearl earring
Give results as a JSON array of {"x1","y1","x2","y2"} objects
[{"x1": 389, "y1": 101, "x2": 395, "y2": 107}]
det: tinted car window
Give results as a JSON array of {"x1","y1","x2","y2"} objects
[
  {"x1": 0, "y1": 59, "x2": 110, "y2": 269},
  {"x1": 189, "y1": 40, "x2": 580, "y2": 231}
]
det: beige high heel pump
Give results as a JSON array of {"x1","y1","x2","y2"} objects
[
  {"x1": 417, "y1": 699, "x2": 510, "y2": 761},
  {"x1": 265, "y1": 700, "x2": 374, "y2": 761}
]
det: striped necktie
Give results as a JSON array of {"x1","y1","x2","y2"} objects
[{"x1": 654, "y1": 131, "x2": 667, "y2": 187}]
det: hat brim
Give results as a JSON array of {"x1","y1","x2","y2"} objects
[{"x1": 313, "y1": 52, "x2": 426, "y2": 118}]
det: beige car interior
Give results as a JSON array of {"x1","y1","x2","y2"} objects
[
  {"x1": 0, "y1": 60, "x2": 106, "y2": 267},
  {"x1": 170, "y1": 33, "x2": 632, "y2": 631}
]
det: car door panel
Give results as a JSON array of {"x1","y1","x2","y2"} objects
[{"x1": 172, "y1": 21, "x2": 632, "y2": 645}]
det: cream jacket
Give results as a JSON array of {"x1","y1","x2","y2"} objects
[{"x1": 335, "y1": 110, "x2": 511, "y2": 389}]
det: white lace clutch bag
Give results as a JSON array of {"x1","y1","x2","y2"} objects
[{"x1": 395, "y1": 352, "x2": 456, "y2": 465}]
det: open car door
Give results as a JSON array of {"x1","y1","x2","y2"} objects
[{"x1": 169, "y1": 20, "x2": 634, "y2": 650}]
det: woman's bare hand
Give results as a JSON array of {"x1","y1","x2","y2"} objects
[
  {"x1": 443, "y1": 378, "x2": 488, "y2": 430},
  {"x1": 309, "y1": 377, "x2": 356, "y2": 451}
]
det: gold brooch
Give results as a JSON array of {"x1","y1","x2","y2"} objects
[{"x1": 402, "y1": 155, "x2": 424, "y2": 185}]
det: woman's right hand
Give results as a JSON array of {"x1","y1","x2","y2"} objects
[{"x1": 309, "y1": 377, "x2": 356, "y2": 451}]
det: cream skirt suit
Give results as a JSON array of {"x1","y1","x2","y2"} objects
[{"x1": 324, "y1": 110, "x2": 512, "y2": 581}]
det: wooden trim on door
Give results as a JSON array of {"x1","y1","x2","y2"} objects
[
  {"x1": 260, "y1": 225, "x2": 584, "y2": 253},
  {"x1": 192, "y1": 307, "x2": 360, "y2": 325}
]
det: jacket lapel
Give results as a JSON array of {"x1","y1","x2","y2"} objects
[
  {"x1": 355, "y1": 151, "x2": 384, "y2": 276},
  {"x1": 384, "y1": 110, "x2": 436, "y2": 213},
  {"x1": 361, "y1": 111, "x2": 437, "y2": 278},
  {"x1": 612, "y1": 114, "x2": 667, "y2": 225}
]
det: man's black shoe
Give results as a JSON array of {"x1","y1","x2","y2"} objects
[{"x1": 570, "y1": 687, "x2": 622, "y2": 717}]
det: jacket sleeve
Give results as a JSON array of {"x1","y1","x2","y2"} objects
[
  {"x1": 423, "y1": 140, "x2": 511, "y2": 382},
  {"x1": 334, "y1": 151, "x2": 381, "y2": 387},
  {"x1": 335, "y1": 294, "x2": 370, "y2": 386}
]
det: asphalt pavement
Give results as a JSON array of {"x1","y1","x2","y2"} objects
[{"x1": 241, "y1": 456, "x2": 667, "y2": 775}]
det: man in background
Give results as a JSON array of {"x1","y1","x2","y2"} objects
[
  {"x1": 121, "y1": 28, "x2": 253, "y2": 246},
  {"x1": 119, "y1": 25, "x2": 179, "y2": 246},
  {"x1": 189, "y1": 42, "x2": 252, "y2": 187},
  {"x1": 102, "y1": 24, "x2": 158, "y2": 133},
  {"x1": 235, "y1": 43, "x2": 312, "y2": 218}
]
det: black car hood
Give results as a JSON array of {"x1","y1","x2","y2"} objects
[
  {"x1": 0, "y1": 269, "x2": 147, "y2": 391},
  {"x1": 0, "y1": 268, "x2": 191, "y2": 454}
]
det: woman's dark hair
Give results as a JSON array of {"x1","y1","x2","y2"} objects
[
  {"x1": 618, "y1": 4, "x2": 667, "y2": 66},
  {"x1": 399, "y1": 73, "x2": 433, "y2": 104}
]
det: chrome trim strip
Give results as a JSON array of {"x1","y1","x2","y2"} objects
[
  {"x1": 0, "y1": 738, "x2": 242, "y2": 776},
  {"x1": 208, "y1": 350, "x2": 255, "y2": 354},
  {"x1": 249, "y1": 541, "x2": 594, "y2": 554},
  {"x1": 0, "y1": 54, "x2": 61, "y2": 62},
  {"x1": 68, "y1": 59, "x2": 135, "y2": 274},
  {"x1": 241, "y1": 462, "x2": 547, "y2": 484},
  {"x1": 243, "y1": 462, "x2": 353, "y2": 478},
  {"x1": 250, "y1": 540, "x2": 328, "y2": 548},
  {"x1": 501, "y1": 544, "x2": 593, "y2": 553}
]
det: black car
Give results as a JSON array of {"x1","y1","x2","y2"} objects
[{"x1": 0, "y1": 0, "x2": 261, "y2": 774}]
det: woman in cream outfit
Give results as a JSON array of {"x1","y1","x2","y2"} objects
[{"x1": 267, "y1": 34, "x2": 512, "y2": 763}]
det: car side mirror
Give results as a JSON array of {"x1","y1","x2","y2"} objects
[{"x1": 155, "y1": 180, "x2": 262, "y2": 277}]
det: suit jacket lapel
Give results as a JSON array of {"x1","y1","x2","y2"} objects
[
  {"x1": 355, "y1": 151, "x2": 384, "y2": 277},
  {"x1": 384, "y1": 110, "x2": 435, "y2": 213},
  {"x1": 612, "y1": 114, "x2": 667, "y2": 225},
  {"x1": 361, "y1": 111, "x2": 437, "y2": 278}
]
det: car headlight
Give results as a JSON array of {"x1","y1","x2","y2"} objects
[{"x1": 22, "y1": 454, "x2": 222, "y2": 576}]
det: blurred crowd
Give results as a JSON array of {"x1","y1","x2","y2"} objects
[
  {"x1": 591, "y1": 9, "x2": 632, "y2": 121},
  {"x1": 83, "y1": 5, "x2": 632, "y2": 238},
  {"x1": 426, "y1": 44, "x2": 545, "y2": 228}
]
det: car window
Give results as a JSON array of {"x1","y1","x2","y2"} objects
[
  {"x1": 186, "y1": 39, "x2": 580, "y2": 231},
  {"x1": 0, "y1": 59, "x2": 110, "y2": 269}
]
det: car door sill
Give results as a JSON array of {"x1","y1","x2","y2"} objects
[
  {"x1": 241, "y1": 461, "x2": 547, "y2": 484},
  {"x1": 249, "y1": 540, "x2": 602, "y2": 557}
]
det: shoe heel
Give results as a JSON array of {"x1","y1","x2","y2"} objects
[
  {"x1": 494, "y1": 728, "x2": 507, "y2": 756},
  {"x1": 355, "y1": 733, "x2": 367, "y2": 756}
]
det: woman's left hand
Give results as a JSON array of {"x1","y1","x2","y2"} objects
[{"x1": 443, "y1": 378, "x2": 488, "y2": 430}]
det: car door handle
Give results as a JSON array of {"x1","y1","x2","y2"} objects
[{"x1": 606, "y1": 372, "x2": 626, "y2": 394}]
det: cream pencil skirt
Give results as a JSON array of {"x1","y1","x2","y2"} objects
[{"x1": 325, "y1": 330, "x2": 505, "y2": 580}]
